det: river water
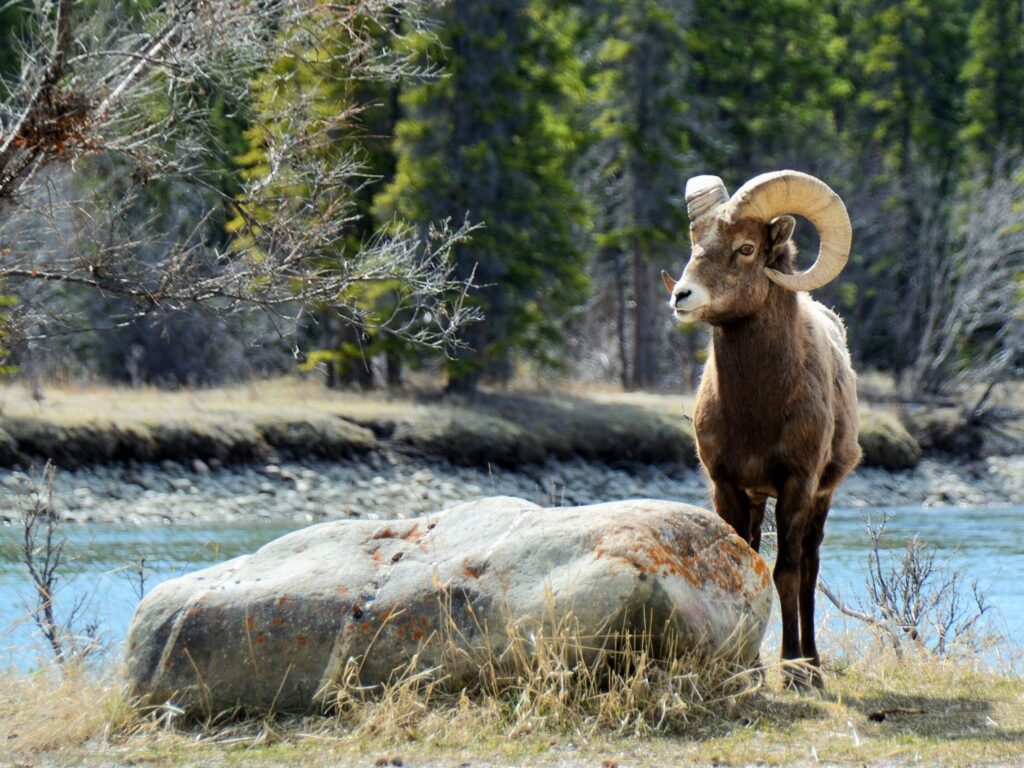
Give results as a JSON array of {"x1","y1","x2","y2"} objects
[{"x1": 2, "y1": 504, "x2": 1022, "y2": 669}]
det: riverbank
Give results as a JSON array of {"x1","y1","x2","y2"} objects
[
  {"x1": 0, "y1": 379, "x2": 933, "y2": 472},
  {"x1": 1, "y1": 379, "x2": 1020, "y2": 523},
  {"x1": 2, "y1": 452, "x2": 1022, "y2": 525},
  {"x1": 3, "y1": 383, "x2": 1022, "y2": 768}
]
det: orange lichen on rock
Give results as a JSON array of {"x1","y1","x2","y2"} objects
[
  {"x1": 750, "y1": 553, "x2": 771, "y2": 589},
  {"x1": 372, "y1": 524, "x2": 423, "y2": 542},
  {"x1": 595, "y1": 516, "x2": 767, "y2": 596}
]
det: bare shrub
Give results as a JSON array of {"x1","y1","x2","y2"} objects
[
  {"x1": 20, "y1": 461, "x2": 100, "y2": 665},
  {"x1": 1, "y1": 1, "x2": 478, "y2": 353},
  {"x1": 819, "y1": 512, "x2": 996, "y2": 657},
  {"x1": 910, "y1": 162, "x2": 1024, "y2": 406}
]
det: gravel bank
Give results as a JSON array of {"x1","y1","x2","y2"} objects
[{"x1": 1, "y1": 453, "x2": 1021, "y2": 525}]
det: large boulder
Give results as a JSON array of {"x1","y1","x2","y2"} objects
[{"x1": 125, "y1": 497, "x2": 772, "y2": 714}]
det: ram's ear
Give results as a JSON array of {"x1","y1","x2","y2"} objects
[
  {"x1": 661, "y1": 270, "x2": 676, "y2": 295},
  {"x1": 769, "y1": 215, "x2": 796, "y2": 247}
]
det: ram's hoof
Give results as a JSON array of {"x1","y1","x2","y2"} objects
[{"x1": 782, "y1": 660, "x2": 824, "y2": 691}]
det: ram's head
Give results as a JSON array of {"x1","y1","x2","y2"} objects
[{"x1": 662, "y1": 170, "x2": 852, "y2": 325}]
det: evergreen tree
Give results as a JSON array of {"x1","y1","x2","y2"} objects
[
  {"x1": 230, "y1": 10, "x2": 422, "y2": 388},
  {"x1": 961, "y1": 0, "x2": 1024, "y2": 174},
  {"x1": 579, "y1": 1, "x2": 692, "y2": 389},
  {"x1": 847, "y1": 0, "x2": 970, "y2": 373},
  {"x1": 0, "y1": 4, "x2": 26, "y2": 78},
  {"x1": 378, "y1": 0, "x2": 588, "y2": 392},
  {"x1": 688, "y1": 0, "x2": 844, "y2": 175}
]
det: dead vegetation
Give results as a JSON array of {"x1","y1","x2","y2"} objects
[
  {"x1": 819, "y1": 512, "x2": 996, "y2": 658},
  {"x1": 323, "y1": 608, "x2": 763, "y2": 742},
  {"x1": 19, "y1": 461, "x2": 101, "y2": 665}
]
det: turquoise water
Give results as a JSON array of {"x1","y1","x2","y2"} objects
[{"x1": 2, "y1": 505, "x2": 1022, "y2": 668}]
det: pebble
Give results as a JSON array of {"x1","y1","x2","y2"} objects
[{"x1": 0, "y1": 455, "x2": 1019, "y2": 526}]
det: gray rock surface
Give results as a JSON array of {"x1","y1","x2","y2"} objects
[{"x1": 125, "y1": 496, "x2": 772, "y2": 713}]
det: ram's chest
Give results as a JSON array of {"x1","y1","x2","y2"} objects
[{"x1": 694, "y1": 399, "x2": 784, "y2": 487}]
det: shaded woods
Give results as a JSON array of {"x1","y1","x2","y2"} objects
[{"x1": 0, "y1": 0, "x2": 1020, "y2": 401}]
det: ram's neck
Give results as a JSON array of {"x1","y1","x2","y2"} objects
[{"x1": 710, "y1": 287, "x2": 803, "y2": 407}]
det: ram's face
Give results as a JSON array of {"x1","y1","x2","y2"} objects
[{"x1": 663, "y1": 214, "x2": 795, "y2": 326}]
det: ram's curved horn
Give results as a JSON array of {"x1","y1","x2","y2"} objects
[
  {"x1": 685, "y1": 175, "x2": 729, "y2": 225},
  {"x1": 728, "y1": 170, "x2": 851, "y2": 292}
]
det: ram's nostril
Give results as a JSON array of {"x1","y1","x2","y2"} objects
[{"x1": 674, "y1": 289, "x2": 692, "y2": 305}]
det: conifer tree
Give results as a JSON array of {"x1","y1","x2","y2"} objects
[
  {"x1": 961, "y1": 0, "x2": 1024, "y2": 174},
  {"x1": 578, "y1": 0, "x2": 692, "y2": 389},
  {"x1": 847, "y1": 0, "x2": 970, "y2": 373},
  {"x1": 688, "y1": 0, "x2": 843, "y2": 175},
  {"x1": 378, "y1": 0, "x2": 588, "y2": 392}
]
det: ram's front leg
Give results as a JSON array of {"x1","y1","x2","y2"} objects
[
  {"x1": 711, "y1": 477, "x2": 753, "y2": 546},
  {"x1": 773, "y1": 473, "x2": 816, "y2": 689}
]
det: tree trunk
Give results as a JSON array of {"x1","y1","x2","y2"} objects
[
  {"x1": 338, "y1": 323, "x2": 374, "y2": 389},
  {"x1": 631, "y1": 252, "x2": 661, "y2": 389},
  {"x1": 320, "y1": 308, "x2": 339, "y2": 389},
  {"x1": 446, "y1": 319, "x2": 484, "y2": 394},
  {"x1": 613, "y1": 249, "x2": 630, "y2": 389},
  {"x1": 385, "y1": 347, "x2": 403, "y2": 388}
]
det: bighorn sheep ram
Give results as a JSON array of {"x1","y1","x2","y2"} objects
[{"x1": 661, "y1": 170, "x2": 860, "y2": 688}]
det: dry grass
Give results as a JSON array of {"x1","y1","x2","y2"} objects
[
  {"x1": 0, "y1": 377, "x2": 425, "y2": 425},
  {"x1": 3, "y1": 621, "x2": 1022, "y2": 768},
  {"x1": 321, "y1": 605, "x2": 765, "y2": 743},
  {"x1": 0, "y1": 377, "x2": 921, "y2": 470},
  {"x1": 0, "y1": 664, "x2": 133, "y2": 755},
  {"x1": 0, "y1": 377, "x2": 702, "y2": 469}
]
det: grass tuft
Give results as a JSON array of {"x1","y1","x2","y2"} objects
[{"x1": 324, "y1": 610, "x2": 764, "y2": 743}]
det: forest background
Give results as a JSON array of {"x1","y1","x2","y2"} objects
[{"x1": 0, "y1": 0, "x2": 1021, "y2": 402}]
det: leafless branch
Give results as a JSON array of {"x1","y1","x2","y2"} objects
[
  {"x1": 20, "y1": 459, "x2": 100, "y2": 666},
  {"x1": 819, "y1": 512, "x2": 996, "y2": 657},
  {"x1": 21, "y1": 461, "x2": 66, "y2": 663},
  {"x1": 1, "y1": 1, "x2": 478, "y2": 354},
  {"x1": 911, "y1": 160, "x2": 1024, "y2": 401}
]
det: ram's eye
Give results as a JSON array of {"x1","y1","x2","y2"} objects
[{"x1": 739, "y1": 243, "x2": 755, "y2": 256}]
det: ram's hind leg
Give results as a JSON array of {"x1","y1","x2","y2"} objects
[{"x1": 798, "y1": 494, "x2": 830, "y2": 688}]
